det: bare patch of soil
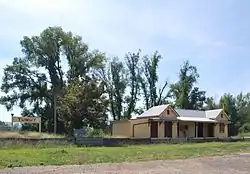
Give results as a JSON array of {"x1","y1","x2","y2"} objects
[{"x1": 1, "y1": 154, "x2": 250, "y2": 174}]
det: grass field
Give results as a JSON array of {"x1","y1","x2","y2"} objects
[{"x1": 0, "y1": 142, "x2": 250, "y2": 169}]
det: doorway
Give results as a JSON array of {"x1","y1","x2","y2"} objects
[
  {"x1": 198, "y1": 122, "x2": 203, "y2": 137},
  {"x1": 164, "y1": 121, "x2": 172, "y2": 137},
  {"x1": 150, "y1": 121, "x2": 158, "y2": 138},
  {"x1": 207, "y1": 123, "x2": 214, "y2": 137}
]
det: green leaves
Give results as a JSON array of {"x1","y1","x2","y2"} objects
[
  {"x1": 169, "y1": 60, "x2": 205, "y2": 110},
  {"x1": 139, "y1": 51, "x2": 167, "y2": 109},
  {"x1": 57, "y1": 78, "x2": 108, "y2": 134},
  {"x1": 104, "y1": 50, "x2": 167, "y2": 119},
  {"x1": 104, "y1": 57, "x2": 126, "y2": 120},
  {"x1": 218, "y1": 93, "x2": 250, "y2": 135},
  {"x1": 124, "y1": 51, "x2": 140, "y2": 118},
  {"x1": 0, "y1": 26, "x2": 107, "y2": 134},
  {"x1": 0, "y1": 57, "x2": 48, "y2": 111}
]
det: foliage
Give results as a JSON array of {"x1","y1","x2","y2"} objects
[
  {"x1": 124, "y1": 51, "x2": 141, "y2": 118},
  {"x1": 169, "y1": 60, "x2": 206, "y2": 110},
  {"x1": 57, "y1": 78, "x2": 108, "y2": 135},
  {"x1": 86, "y1": 129, "x2": 107, "y2": 137},
  {"x1": 219, "y1": 92, "x2": 250, "y2": 135},
  {"x1": 103, "y1": 57, "x2": 127, "y2": 120},
  {"x1": 204, "y1": 97, "x2": 219, "y2": 110},
  {"x1": 139, "y1": 51, "x2": 169, "y2": 110}
]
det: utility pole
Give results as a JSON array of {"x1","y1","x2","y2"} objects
[{"x1": 53, "y1": 87, "x2": 57, "y2": 134}]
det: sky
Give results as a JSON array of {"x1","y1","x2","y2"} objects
[{"x1": 0, "y1": 0, "x2": 250, "y2": 122}]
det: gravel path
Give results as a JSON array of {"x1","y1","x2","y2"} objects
[{"x1": 1, "y1": 153, "x2": 250, "y2": 174}]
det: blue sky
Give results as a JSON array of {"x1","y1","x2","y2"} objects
[{"x1": 0, "y1": 0, "x2": 250, "y2": 122}]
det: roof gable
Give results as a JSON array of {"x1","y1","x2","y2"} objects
[
  {"x1": 137, "y1": 105, "x2": 170, "y2": 118},
  {"x1": 205, "y1": 109, "x2": 223, "y2": 119}
]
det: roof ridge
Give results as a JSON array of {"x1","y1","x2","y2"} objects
[
  {"x1": 205, "y1": 109, "x2": 223, "y2": 112},
  {"x1": 175, "y1": 108, "x2": 205, "y2": 112},
  {"x1": 137, "y1": 104, "x2": 170, "y2": 118}
]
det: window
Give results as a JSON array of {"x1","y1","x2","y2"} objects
[
  {"x1": 221, "y1": 113, "x2": 223, "y2": 118},
  {"x1": 167, "y1": 109, "x2": 170, "y2": 115},
  {"x1": 219, "y1": 124, "x2": 225, "y2": 133}
]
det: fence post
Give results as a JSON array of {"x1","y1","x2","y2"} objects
[
  {"x1": 11, "y1": 113, "x2": 14, "y2": 130},
  {"x1": 39, "y1": 117, "x2": 42, "y2": 133}
]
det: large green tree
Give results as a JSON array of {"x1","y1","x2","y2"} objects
[
  {"x1": 139, "y1": 51, "x2": 169, "y2": 110},
  {"x1": 220, "y1": 92, "x2": 250, "y2": 135},
  {"x1": 103, "y1": 57, "x2": 126, "y2": 120},
  {"x1": 219, "y1": 93, "x2": 237, "y2": 122},
  {"x1": 57, "y1": 79, "x2": 108, "y2": 135},
  {"x1": 124, "y1": 51, "x2": 141, "y2": 118},
  {"x1": 0, "y1": 26, "x2": 107, "y2": 134},
  {"x1": 169, "y1": 60, "x2": 206, "y2": 110}
]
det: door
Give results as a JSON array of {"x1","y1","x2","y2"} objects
[
  {"x1": 207, "y1": 124, "x2": 214, "y2": 137},
  {"x1": 198, "y1": 122, "x2": 203, "y2": 137},
  {"x1": 150, "y1": 121, "x2": 158, "y2": 138},
  {"x1": 164, "y1": 121, "x2": 172, "y2": 137}
]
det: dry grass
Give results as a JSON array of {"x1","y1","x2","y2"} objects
[{"x1": 0, "y1": 131, "x2": 64, "y2": 139}]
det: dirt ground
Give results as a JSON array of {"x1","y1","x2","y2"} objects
[{"x1": 1, "y1": 153, "x2": 250, "y2": 174}]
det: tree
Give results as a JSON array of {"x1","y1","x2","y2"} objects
[
  {"x1": 0, "y1": 57, "x2": 49, "y2": 111},
  {"x1": 219, "y1": 93, "x2": 237, "y2": 122},
  {"x1": 235, "y1": 93, "x2": 250, "y2": 124},
  {"x1": 230, "y1": 93, "x2": 250, "y2": 134},
  {"x1": 204, "y1": 97, "x2": 219, "y2": 110},
  {"x1": 169, "y1": 60, "x2": 206, "y2": 110},
  {"x1": 124, "y1": 51, "x2": 141, "y2": 118},
  {"x1": 57, "y1": 79, "x2": 108, "y2": 135},
  {"x1": 0, "y1": 26, "x2": 108, "y2": 133},
  {"x1": 65, "y1": 35, "x2": 106, "y2": 81},
  {"x1": 103, "y1": 57, "x2": 126, "y2": 120},
  {"x1": 139, "y1": 51, "x2": 168, "y2": 110},
  {"x1": 219, "y1": 93, "x2": 238, "y2": 135},
  {"x1": 0, "y1": 27, "x2": 73, "y2": 132}
]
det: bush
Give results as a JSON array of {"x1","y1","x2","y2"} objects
[
  {"x1": 87, "y1": 129, "x2": 109, "y2": 137},
  {"x1": 239, "y1": 123, "x2": 250, "y2": 133}
]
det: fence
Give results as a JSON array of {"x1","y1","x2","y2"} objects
[
  {"x1": 75, "y1": 137, "x2": 151, "y2": 146},
  {"x1": 75, "y1": 136, "x2": 250, "y2": 146},
  {"x1": 0, "y1": 136, "x2": 250, "y2": 146}
]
